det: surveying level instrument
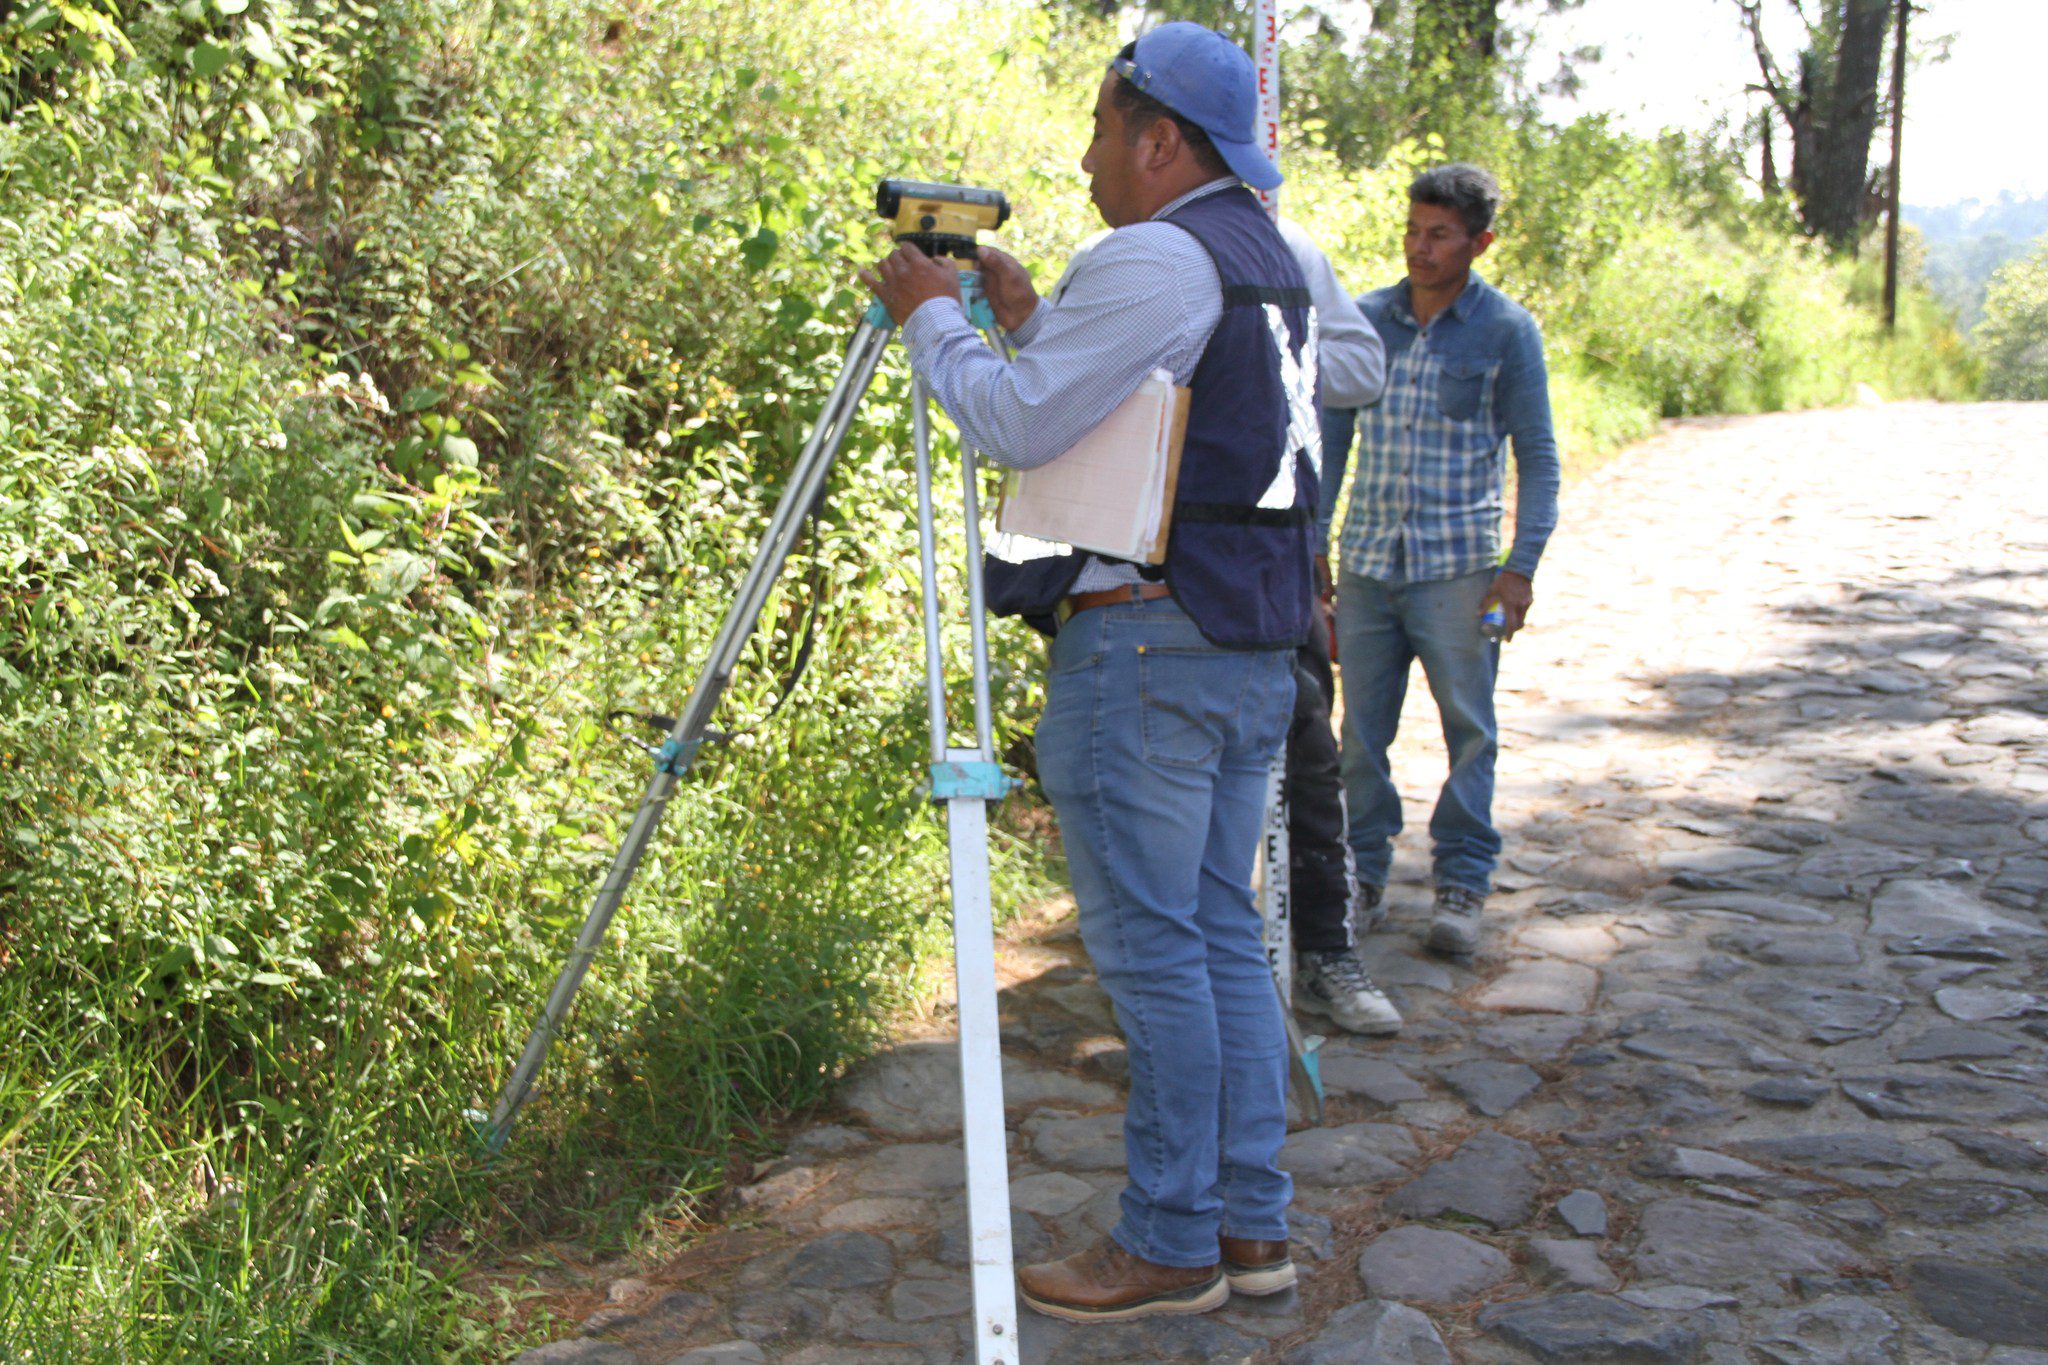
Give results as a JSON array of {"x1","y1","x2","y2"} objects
[
  {"x1": 475, "y1": 177, "x2": 1022, "y2": 1364},
  {"x1": 875, "y1": 177, "x2": 1010, "y2": 259}
]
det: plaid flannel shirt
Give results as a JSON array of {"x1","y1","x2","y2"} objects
[{"x1": 1322, "y1": 272, "x2": 1560, "y2": 585}]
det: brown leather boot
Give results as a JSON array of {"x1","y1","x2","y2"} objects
[
  {"x1": 1219, "y1": 1233, "x2": 1296, "y2": 1295},
  {"x1": 1016, "y1": 1240, "x2": 1226, "y2": 1322}
]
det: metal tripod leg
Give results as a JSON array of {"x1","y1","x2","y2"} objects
[
  {"x1": 478, "y1": 317, "x2": 896, "y2": 1153},
  {"x1": 910, "y1": 374, "x2": 1020, "y2": 1364}
]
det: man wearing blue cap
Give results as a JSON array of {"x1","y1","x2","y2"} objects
[{"x1": 863, "y1": 21, "x2": 1319, "y2": 1322}]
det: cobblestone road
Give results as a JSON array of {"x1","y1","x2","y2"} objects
[{"x1": 517, "y1": 401, "x2": 2048, "y2": 1364}]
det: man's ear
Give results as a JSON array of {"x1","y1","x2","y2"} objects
[
  {"x1": 1473, "y1": 230, "x2": 1496, "y2": 257},
  {"x1": 1140, "y1": 114, "x2": 1181, "y2": 172}
]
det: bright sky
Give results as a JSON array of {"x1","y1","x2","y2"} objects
[{"x1": 1525, "y1": 0, "x2": 2044, "y2": 207}]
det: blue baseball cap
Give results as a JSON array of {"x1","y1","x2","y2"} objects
[{"x1": 1110, "y1": 22, "x2": 1281, "y2": 192}]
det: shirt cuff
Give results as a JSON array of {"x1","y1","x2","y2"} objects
[{"x1": 1503, "y1": 545, "x2": 1545, "y2": 580}]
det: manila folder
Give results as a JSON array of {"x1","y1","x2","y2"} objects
[{"x1": 995, "y1": 370, "x2": 1189, "y2": 566}]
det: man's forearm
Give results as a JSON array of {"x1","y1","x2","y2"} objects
[
  {"x1": 1316, "y1": 405, "x2": 1357, "y2": 548},
  {"x1": 1499, "y1": 321, "x2": 1560, "y2": 578}
]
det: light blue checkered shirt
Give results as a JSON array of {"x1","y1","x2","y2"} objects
[{"x1": 1336, "y1": 273, "x2": 1559, "y2": 584}]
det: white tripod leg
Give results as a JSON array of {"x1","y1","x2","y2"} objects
[{"x1": 911, "y1": 377, "x2": 1019, "y2": 1363}]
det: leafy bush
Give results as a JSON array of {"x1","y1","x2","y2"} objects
[{"x1": 1976, "y1": 239, "x2": 2048, "y2": 400}]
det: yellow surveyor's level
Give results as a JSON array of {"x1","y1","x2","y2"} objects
[{"x1": 875, "y1": 178, "x2": 1010, "y2": 260}]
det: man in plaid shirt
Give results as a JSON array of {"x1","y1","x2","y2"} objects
[{"x1": 1319, "y1": 162, "x2": 1561, "y2": 957}]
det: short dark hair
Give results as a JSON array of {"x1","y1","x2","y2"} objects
[
  {"x1": 1409, "y1": 163, "x2": 1501, "y2": 237},
  {"x1": 1110, "y1": 41, "x2": 1231, "y2": 180}
]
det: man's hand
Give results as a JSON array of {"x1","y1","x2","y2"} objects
[
  {"x1": 975, "y1": 245, "x2": 1040, "y2": 332},
  {"x1": 1488, "y1": 569, "x2": 1534, "y2": 640},
  {"x1": 857, "y1": 243, "x2": 963, "y2": 326}
]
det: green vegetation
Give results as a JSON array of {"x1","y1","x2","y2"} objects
[
  {"x1": 1975, "y1": 239, "x2": 2048, "y2": 400},
  {"x1": 0, "y1": 0, "x2": 1975, "y2": 1357},
  {"x1": 1909, "y1": 192, "x2": 2048, "y2": 332}
]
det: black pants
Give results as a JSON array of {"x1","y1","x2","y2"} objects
[{"x1": 1286, "y1": 640, "x2": 1352, "y2": 953}]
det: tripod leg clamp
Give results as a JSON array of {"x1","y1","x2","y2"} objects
[
  {"x1": 929, "y1": 760, "x2": 1018, "y2": 802},
  {"x1": 654, "y1": 736, "x2": 703, "y2": 777}
]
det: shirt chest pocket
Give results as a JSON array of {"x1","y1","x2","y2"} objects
[{"x1": 1435, "y1": 358, "x2": 1498, "y2": 423}]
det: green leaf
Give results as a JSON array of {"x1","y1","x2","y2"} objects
[
  {"x1": 441, "y1": 435, "x2": 479, "y2": 468},
  {"x1": 401, "y1": 386, "x2": 444, "y2": 413},
  {"x1": 214, "y1": 0, "x2": 250, "y2": 12},
  {"x1": 190, "y1": 41, "x2": 233, "y2": 77},
  {"x1": 741, "y1": 228, "x2": 780, "y2": 272},
  {"x1": 242, "y1": 20, "x2": 285, "y2": 69}
]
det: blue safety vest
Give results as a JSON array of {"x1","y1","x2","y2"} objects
[{"x1": 984, "y1": 186, "x2": 1319, "y2": 650}]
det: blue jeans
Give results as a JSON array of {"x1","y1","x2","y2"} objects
[
  {"x1": 1034, "y1": 596, "x2": 1295, "y2": 1268},
  {"x1": 1336, "y1": 566, "x2": 1501, "y2": 894}
]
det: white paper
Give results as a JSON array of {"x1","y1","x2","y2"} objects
[{"x1": 996, "y1": 370, "x2": 1178, "y2": 562}]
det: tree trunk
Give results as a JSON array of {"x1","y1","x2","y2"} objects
[
  {"x1": 1784, "y1": 0, "x2": 1891, "y2": 251},
  {"x1": 1882, "y1": 0, "x2": 1908, "y2": 329}
]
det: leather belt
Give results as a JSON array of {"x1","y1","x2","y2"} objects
[{"x1": 1054, "y1": 582, "x2": 1172, "y2": 625}]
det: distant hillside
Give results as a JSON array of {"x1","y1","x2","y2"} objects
[{"x1": 1907, "y1": 193, "x2": 2048, "y2": 332}]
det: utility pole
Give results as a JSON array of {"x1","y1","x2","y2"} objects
[{"x1": 1882, "y1": 0, "x2": 1910, "y2": 331}]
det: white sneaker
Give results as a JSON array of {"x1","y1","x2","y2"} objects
[
  {"x1": 1426, "y1": 885, "x2": 1487, "y2": 957},
  {"x1": 1293, "y1": 948, "x2": 1403, "y2": 1036}
]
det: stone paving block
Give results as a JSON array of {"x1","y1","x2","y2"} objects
[
  {"x1": 1475, "y1": 959, "x2": 1599, "y2": 1014},
  {"x1": 514, "y1": 1344, "x2": 639, "y2": 1365},
  {"x1": 1935, "y1": 985, "x2": 2043, "y2": 1022},
  {"x1": 661, "y1": 1345, "x2": 766, "y2": 1365},
  {"x1": 1439, "y1": 1058, "x2": 1543, "y2": 1115},
  {"x1": 1383, "y1": 1130, "x2": 1541, "y2": 1228},
  {"x1": 1906, "y1": 1259, "x2": 2048, "y2": 1347},
  {"x1": 1754, "y1": 1297, "x2": 1901, "y2": 1364},
  {"x1": 850, "y1": 1144, "x2": 964, "y2": 1197},
  {"x1": 1894, "y1": 1026, "x2": 2024, "y2": 1060},
  {"x1": 1746, "y1": 979, "x2": 1903, "y2": 1044},
  {"x1": 1527, "y1": 1236, "x2": 1620, "y2": 1291},
  {"x1": 1940, "y1": 1128, "x2": 2048, "y2": 1172},
  {"x1": 1557, "y1": 1188, "x2": 1609, "y2": 1236},
  {"x1": 1841, "y1": 1073, "x2": 2048, "y2": 1123},
  {"x1": 1279, "y1": 1122, "x2": 1415, "y2": 1187},
  {"x1": 819, "y1": 1197, "x2": 925, "y2": 1231},
  {"x1": 785, "y1": 1231, "x2": 895, "y2": 1290},
  {"x1": 1633, "y1": 1198, "x2": 1853, "y2": 1285},
  {"x1": 1357, "y1": 1226, "x2": 1511, "y2": 1304},
  {"x1": 1020, "y1": 1112, "x2": 1122, "y2": 1172},
  {"x1": 1314, "y1": 1052, "x2": 1428, "y2": 1104},
  {"x1": 1479, "y1": 1292, "x2": 1704, "y2": 1363},
  {"x1": 1870, "y1": 879, "x2": 2048, "y2": 940},
  {"x1": 1007, "y1": 1172, "x2": 1093, "y2": 1217},
  {"x1": 841, "y1": 1040, "x2": 1115, "y2": 1136},
  {"x1": 885, "y1": 1279, "x2": 969, "y2": 1323},
  {"x1": 1281, "y1": 1299, "x2": 1451, "y2": 1364}
]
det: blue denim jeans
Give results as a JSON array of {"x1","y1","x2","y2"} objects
[
  {"x1": 1336, "y1": 566, "x2": 1501, "y2": 894},
  {"x1": 1034, "y1": 596, "x2": 1295, "y2": 1267}
]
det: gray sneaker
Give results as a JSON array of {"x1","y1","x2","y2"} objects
[
  {"x1": 1426, "y1": 885, "x2": 1487, "y2": 957},
  {"x1": 1349, "y1": 881, "x2": 1387, "y2": 935},
  {"x1": 1294, "y1": 948, "x2": 1402, "y2": 1035}
]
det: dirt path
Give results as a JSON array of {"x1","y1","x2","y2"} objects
[{"x1": 515, "y1": 401, "x2": 2048, "y2": 1364}]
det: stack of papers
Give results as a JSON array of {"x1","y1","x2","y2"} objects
[{"x1": 995, "y1": 370, "x2": 1189, "y2": 566}]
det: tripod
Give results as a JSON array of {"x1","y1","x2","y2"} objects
[{"x1": 476, "y1": 276, "x2": 1023, "y2": 1364}]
